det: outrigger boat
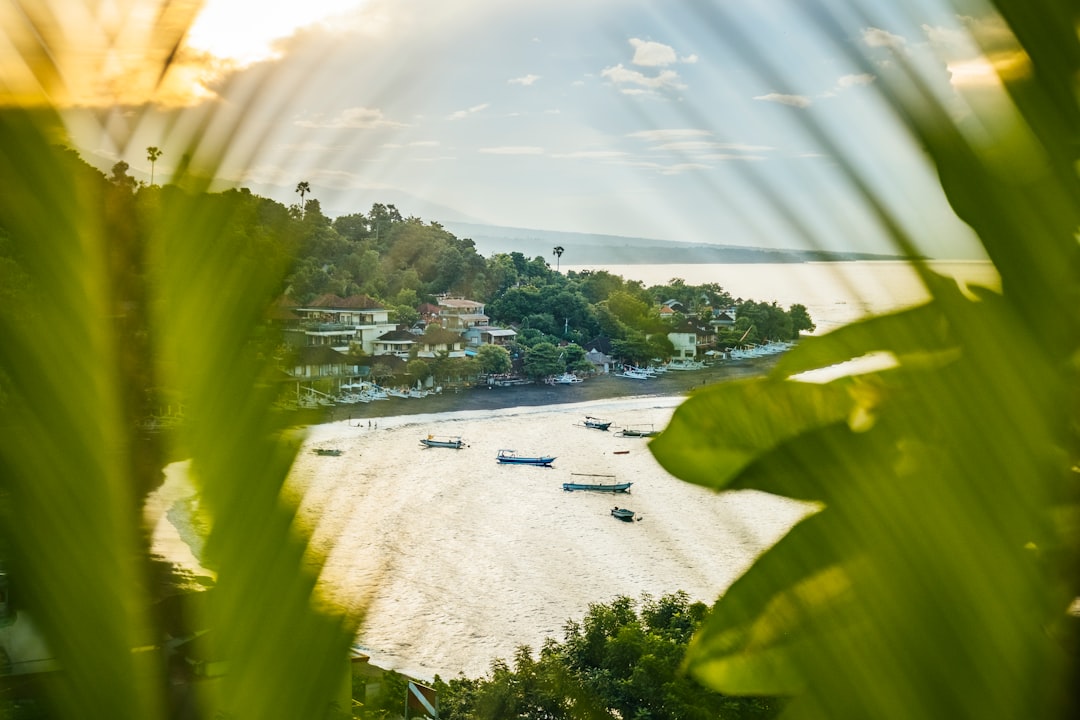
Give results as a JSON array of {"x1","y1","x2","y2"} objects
[
  {"x1": 610, "y1": 506, "x2": 636, "y2": 521},
  {"x1": 563, "y1": 481, "x2": 633, "y2": 493},
  {"x1": 616, "y1": 425, "x2": 660, "y2": 438},
  {"x1": 581, "y1": 416, "x2": 612, "y2": 431},
  {"x1": 312, "y1": 448, "x2": 344, "y2": 456},
  {"x1": 496, "y1": 449, "x2": 556, "y2": 466},
  {"x1": 563, "y1": 473, "x2": 632, "y2": 492},
  {"x1": 420, "y1": 435, "x2": 467, "y2": 449}
]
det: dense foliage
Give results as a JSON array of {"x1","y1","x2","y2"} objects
[{"x1": 427, "y1": 592, "x2": 782, "y2": 720}]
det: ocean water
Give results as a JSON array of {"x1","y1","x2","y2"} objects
[{"x1": 149, "y1": 260, "x2": 999, "y2": 680}]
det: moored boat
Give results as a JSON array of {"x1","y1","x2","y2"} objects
[
  {"x1": 563, "y1": 481, "x2": 633, "y2": 493},
  {"x1": 496, "y1": 449, "x2": 555, "y2": 466},
  {"x1": 616, "y1": 425, "x2": 660, "y2": 438},
  {"x1": 610, "y1": 506, "x2": 636, "y2": 521},
  {"x1": 420, "y1": 435, "x2": 467, "y2": 449},
  {"x1": 582, "y1": 416, "x2": 612, "y2": 431}
]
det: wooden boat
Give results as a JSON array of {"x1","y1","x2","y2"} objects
[
  {"x1": 582, "y1": 416, "x2": 612, "y2": 431},
  {"x1": 564, "y1": 474, "x2": 631, "y2": 492},
  {"x1": 420, "y1": 435, "x2": 466, "y2": 449},
  {"x1": 563, "y1": 481, "x2": 632, "y2": 493},
  {"x1": 610, "y1": 506, "x2": 636, "y2": 521},
  {"x1": 496, "y1": 449, "x2": 555, "y2": 466},
  {"x1": 313, "y1": 448, "x2": 343, "y2": 456},
  {"x1": 616, "y1": 425, "x2": 660, "y2": 438}
]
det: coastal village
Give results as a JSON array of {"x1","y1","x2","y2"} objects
[{"x1": 271, "y1": 292, "x2": 789, "y2": 411}]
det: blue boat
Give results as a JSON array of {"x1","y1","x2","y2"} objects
[{"x1": 496, "y1": 449, "x2": 555, "y2": 466}]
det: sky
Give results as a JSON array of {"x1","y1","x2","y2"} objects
[{"x1": 6, "y1": 0, "x2": 1024, "y2": 258}]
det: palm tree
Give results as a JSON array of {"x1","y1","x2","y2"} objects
[
  {"x1": 295, "y1": 181, "x2": 311, "y2": 218},
  {"x1": 552, "y1": 245, "x2": 564, "y2": 271},
  {"x1": 145, "y1": 146, "x2": 162, "y2": 185}
]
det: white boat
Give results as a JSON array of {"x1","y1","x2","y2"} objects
[
  {"x1": 665, "y1": 359, "x2": 705, "y2": 370},
  {"x1": 615, "y1": 368, "x2": 651, "y2": 379},
  {"x1": 554, "y1": 373, "x2": 583, "y2": 384}
]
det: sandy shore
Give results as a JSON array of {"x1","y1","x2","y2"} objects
[{"x1": 316, "y1": 355, "x2": 782, "y2": 425}]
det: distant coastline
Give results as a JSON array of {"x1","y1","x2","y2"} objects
[{"x1": 443, "y1": 220, "x2": 912, "y2": 265}]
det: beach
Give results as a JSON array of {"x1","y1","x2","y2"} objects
[
  {"x1": 150, "y1": 352, "x2": 806, "y2": 680},
  {"x1": 319, "y1": 355, "x2": 783, "y2": 424}
]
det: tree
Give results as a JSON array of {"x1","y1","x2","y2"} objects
[
  {"x1": 110, "y1": 160, "x2": 137, "y2": 189},
  {"x1": 552, "y1": 245, "x2": 564, "y2": 271},
  {"x1": 295, "y1": 181, "x2": 311, "y2": 218},
  {"x1": 475, "y1": 344, "x2": 511, "y2": 375},
  {"x1": 432, "y1": 593, "x2": 779, "y2": 720},
  {"x1": 522, "y1": 342, "x2": 563, "y2": 379},
  {"x1": 788, "y1": 303, "x2": 814, "y2": 337},
  {"x1": 369, "y1": 361, "x2": 394, "y2": 385},
  {"x1": 406, "y1": 358, "x2": 431, "y2": 384},
  {"x1": 145, "y1": 146, "x2": 162, "y2": 185}
]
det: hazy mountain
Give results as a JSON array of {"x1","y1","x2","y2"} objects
[{"x1": 443, "y1": 222, "x2": 906, "y2": 264}]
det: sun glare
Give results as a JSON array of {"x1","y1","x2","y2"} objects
[{"x1": 186, "y1": 0, "x2": 371, "y2": 65}]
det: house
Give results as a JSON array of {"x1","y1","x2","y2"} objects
[
  {"x1": 436, "y1": 297, "x2": 488, "y2": 331},
  {"x1": 282, "y1": 294, "x2": 398, "y2": 354},
  {"x1": 462, "y1": 325, "x2": 518, "y2": 347},
  {"x1": 412, "y1": 327, "x2": 467, "y2": 358},
  {"x1": 288, "y1": 345, "x2": 353, "y2": 381},
  {"x1": 666, "y1": 321, "x2": 699, "y2": 360},
  {"x1": 585, "y1": 348, "x2": 613, "y2": 374},
  {"x1": 373, "y1": 329, "x2": 417, "y2": 358},
  {"x1": 710, "y1": 306, "x2": 737, "y2": 328}
]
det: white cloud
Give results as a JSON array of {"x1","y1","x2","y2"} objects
[
  {"x1": 629, "y1": 38, "x2": 677, "y2": 67},
  {"x1": 601, "y1": 64, "x2": 685, "y2": 91},
  {"x1": 700, "y1": 153, "x2": 766, "y2": 162},
  {"x1": 753, "y1": 93, "x2": 812, "y2": 108},
  {"x1": 478, "y1": 146, "x2": 544, "y2": 155},
  {"x1": 627, "y1": 129, "x2": 712, "y2": 142},
  {"x1": 681, "y1": 53, "x2": 699, "y2": 64},
  {"x1": 660, "y1": 163, "x2": 710, "y2": 175},
  {"x1": 652, "y1": 141, "x2": 774, "y2": 152},
  {"x1": 837, "y1": 73, "x2": 875, "y2": 88},
  {"x1": 862, "y1": 27, "x2": 908, "y2": 52},
  {"x1": 294, "y1": 106, "x2": 406, "y2": 128},
  {"x1": 447, "y1": 103, "x2": 490, "y2": 120},
  {"x1": 382, "y1": 140, "x2": 441, "y2": 149},
  {"x1": 509, "y1": 74, "x2": 541, "y2": 86},
  {"x1": 923, "y1": 18, "x2": 1027, "y2": 89},
  {"x1": 552, "y1": 150, "x2": 628, "y2": 159}
]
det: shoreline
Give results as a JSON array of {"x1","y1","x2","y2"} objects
[{"x1": 317, "y1": 355, "x2": 782, "y2": 425}]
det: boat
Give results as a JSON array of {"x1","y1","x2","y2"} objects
[
  {"x1": 420, "y1": 435, "x2": 467, "y2": 449},
  {"x1": 562, "y1": 481, "x2": 632, "y2": 493},
  {"x1": 610, "y1": 506, "x2": 636, "y2": 521},
  {"x1": 313, "y1": 448, "x2": 343, "y2": 456},
  {"x1": 582, "y1": 416, "x2": 612, "y2": 431},
  {"x1": 614, "y1": 368, "x2": 651, "y2": 379},
  {"x1": 496, "y1": 449, "x2": 556, "y2": 466},
  {"x1": 616, "y1": 425, "x2": 660, "y2": 438},
  {"x1": 553, "y1": 373, "x2": 583, "y2": 384}
]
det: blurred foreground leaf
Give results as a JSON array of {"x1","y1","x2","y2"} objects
[{"x1": 652, "y1": 1, "x2": 1079, "y2": 718}]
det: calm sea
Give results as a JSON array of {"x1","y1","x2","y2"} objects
[{"x1": 149, "y1": 261, "x2": 999, "y2": 681}]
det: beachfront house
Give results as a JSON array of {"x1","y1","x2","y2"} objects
[
  {"x1": 414, "y1": 327, "x2": 468, "y2": 358},
  {"x1": 666, "y1": 321, "x2": 699, "y2": 360},
  {"x1": 462, "y1": 325, "x2": 518, "y2": 348},
  {"x1": 372, "y1": 329, "x2": 417, "y2": 358},
  {"x1": 282, "y1": 294, "x2": 398, "y2": 355}
]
